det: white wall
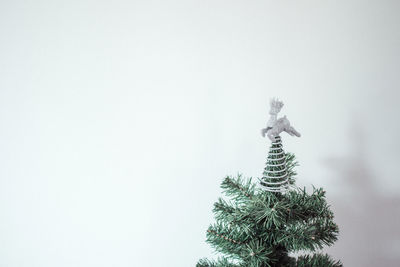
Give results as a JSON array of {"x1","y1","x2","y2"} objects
[{"x1": 0, "y1": 1, "x2": 399, "y2": 266}]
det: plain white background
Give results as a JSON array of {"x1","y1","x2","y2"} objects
[{"x1": 1, "y1": 1, "x2": 399, "y2": 266}]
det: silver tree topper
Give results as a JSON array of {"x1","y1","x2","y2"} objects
[{"x1": 261, "y1": 99, "x2": 301, "y2": 142}]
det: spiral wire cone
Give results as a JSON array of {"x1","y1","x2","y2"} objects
[{"x1": 260, "y1": 136, "x2": 288, "y2": 192}]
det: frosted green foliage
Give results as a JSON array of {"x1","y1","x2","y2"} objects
[
  {"x1": 296, "y1": 254, "x2": 342, "y2": 267},
  {"x1": 197, "y1": 154, "x2": 341, "y2": 267}
]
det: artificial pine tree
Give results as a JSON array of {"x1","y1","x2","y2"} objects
[{"x1": 197, "y1": 99, "x2": 341, "y2": 267}]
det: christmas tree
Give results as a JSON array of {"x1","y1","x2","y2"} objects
[{"x1": 197, "y1": 99, "x2": 341, "y2": 267}]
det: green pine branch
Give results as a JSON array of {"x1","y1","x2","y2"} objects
[
  {"x1": 296, "y1": 253, "x2": 343, "y2": 267},
  {"x1": 197, "y1": 257, "x2": 242, "y2": 267},
  {"x1": 213, "y1": 198, "x2": 256, "y2": 236},
  {"x1": 284, "y1": 187, "x2": 335, "y2": 222},
  {"x1": 221, "y1": 175, "x2": 256, "y2": 202},
  {"x1": 206, "y1": 223, "x2": 249, "y2": 258},
  {"x1": 285, "y1": 153, "x2": 298, "y2": 185},
  {"x1": 278, "y1": 218, "x2": 338, "y2": 252}
]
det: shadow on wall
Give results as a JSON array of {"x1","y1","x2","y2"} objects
[{"x1": 323, "y1": 122, "x2": 400, "y2": 267}]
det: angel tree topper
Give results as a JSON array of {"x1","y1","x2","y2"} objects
[{"x1": 261, "y1": 99, "x2": 301, "y2": 142}]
